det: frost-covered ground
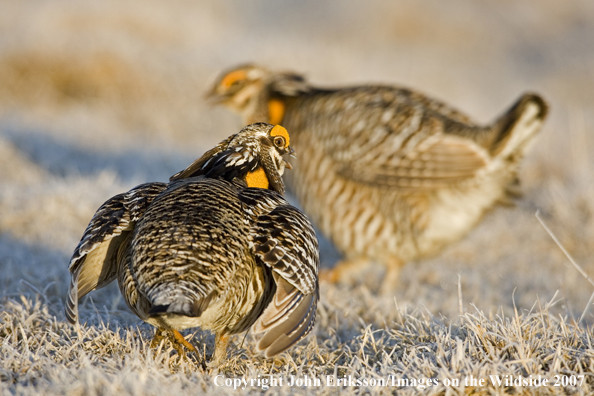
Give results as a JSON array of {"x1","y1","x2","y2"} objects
[{"x1": 1, "y1": 1, "x2": 594, "y2": 394}]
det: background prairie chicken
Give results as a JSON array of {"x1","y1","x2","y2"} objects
[
  {"x1": 66, "y1": 123, "x2": 319, "y2": 365},
  {"x1": 208, "y1": 64, "x2": 549, "y2": 293}
]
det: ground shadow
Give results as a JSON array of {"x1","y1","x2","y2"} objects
[{"x1": 0, "y1": 124, "x2": 195, "y2": 183}]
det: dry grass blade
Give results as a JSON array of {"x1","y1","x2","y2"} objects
[
  {"x1": 458, "y1": 274, "x2": 463, "y2": 319},
  {"x1": 536, "y1": 210, "x2": 594, "y2": 289}
]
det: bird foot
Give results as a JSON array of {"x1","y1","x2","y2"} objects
[
  {"x1": 150, "y1": 329, "x2": 229, "y2": 369},
  {"x1": 151, "y1": 329, "x2": 202, "y2": 365},
  {"x1": 320, "y1": 258, "x2": 403, "y2": 295},
  {"x1": 319, "y1": 258, "x2": 372, "y2": 285},
  {"x1": 170, "y1": 329, "x2": 199, "y2": 356},
  {"x1": 319, "y1": 268, "x2": 340, "y2": 283}
]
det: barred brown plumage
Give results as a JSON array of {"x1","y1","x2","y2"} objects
[
  {"x1": 66, "y1": 123, "x2": 319, "y2": 365},
  {"x1": 209, "y1": 65, "x2": 549, "y2": 294}
]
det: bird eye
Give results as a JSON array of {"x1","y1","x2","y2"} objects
[
  {"x1": 221, "y1": 70, "x2": 248, "y2": 90},
  {"x1": 273, "y1": 136, "x2": 286, "y2": 148}
]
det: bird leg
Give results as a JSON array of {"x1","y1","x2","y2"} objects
[
  {"x1": 320, "y1": 257, "x2": 404, "y2": 295},
  {"x1": 207, "y1": 333, "x2": 230, "y2": 367},
  {"x1": 150, "y1": 328, "x2": 198, "y2": 358},
  {"x1": 170, "y1": 329, "x2": 199, "y2": 356},
  {"x1": 380, "y1": 257, "x2": 403, "y2": 296},
  {"x1": 150, "y1": 328, "x2": 166, "y2": 349},
  {"x1": 319, "y1": 258, "x2": 372, "y2": 285}
]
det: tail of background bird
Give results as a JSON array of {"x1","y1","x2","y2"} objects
[{"x1": 489, "y1": 93, "x2": 549, "y2": 159}]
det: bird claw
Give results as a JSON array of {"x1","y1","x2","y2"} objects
[
  {"x1": 318, "y1": 268, "x2": 340, "y2": 283},
  {"x1": 150, "y1": 328, "x2": 203, "y2": 365}
]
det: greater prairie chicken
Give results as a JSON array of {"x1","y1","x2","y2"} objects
[
  {"x1": 208, "y1": 64, "x2": 548, "y2": 293},
  {"x1": 66, "y1": 123, "x2": 319, "y2": 365}
]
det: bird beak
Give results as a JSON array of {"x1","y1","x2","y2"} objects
[
  {"x1": 204, "y1": 86, "x2": 225, "y2": 104},
  {"x1": 283, "y1": 146, "x2": 296, "y2": 170},
  {"x1": 288, "y1": 146, "x2": 297, "y2": 159}
]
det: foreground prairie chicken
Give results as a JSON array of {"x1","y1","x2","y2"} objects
[
  {"x1": 208, "y1": 64, "x2": 548, "y2": 293},
  {"x1": 65, "y1": 123, "x2": 319, "y2": 365}
]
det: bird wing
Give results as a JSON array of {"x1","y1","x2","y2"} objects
[
  {"x1": 170, "y1": 134, "x2": 236, "y2": 181},
  {"x1": 314, "y1": 91, "x2": 489, "y2": 191},
  {"x1": 249, "y1": 203, "x2": 319, "y2": 357},
  {"x1": 334, "y1": 131, "x2": 489, "y2": 191},
  {"x1": 65, "y1": 182, "x2": 167, "y2": 323},
  {"x1": 170, "y1": 133, "x2": 260, "y2": 182}
]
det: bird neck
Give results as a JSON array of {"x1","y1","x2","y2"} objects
[
  {"x1": 244, "y1": 89, "x2": 286, "y2": 125},
  {"x1": 267, "y1": 98, "x2": 285, "y2": 125},
  {"x1": 245, "y1": 167, "x2": 270, "y2": 189}
]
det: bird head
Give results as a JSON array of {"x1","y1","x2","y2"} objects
[
  {"x1": 170, "y1": 123, "x2": 295, "y2": 195},
  {"x1": 206, "y1": 64, "x2": 268, "y2": 118},
  {"x1": 206, "y1": 64, "x2": 310, "y2": 123}
]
